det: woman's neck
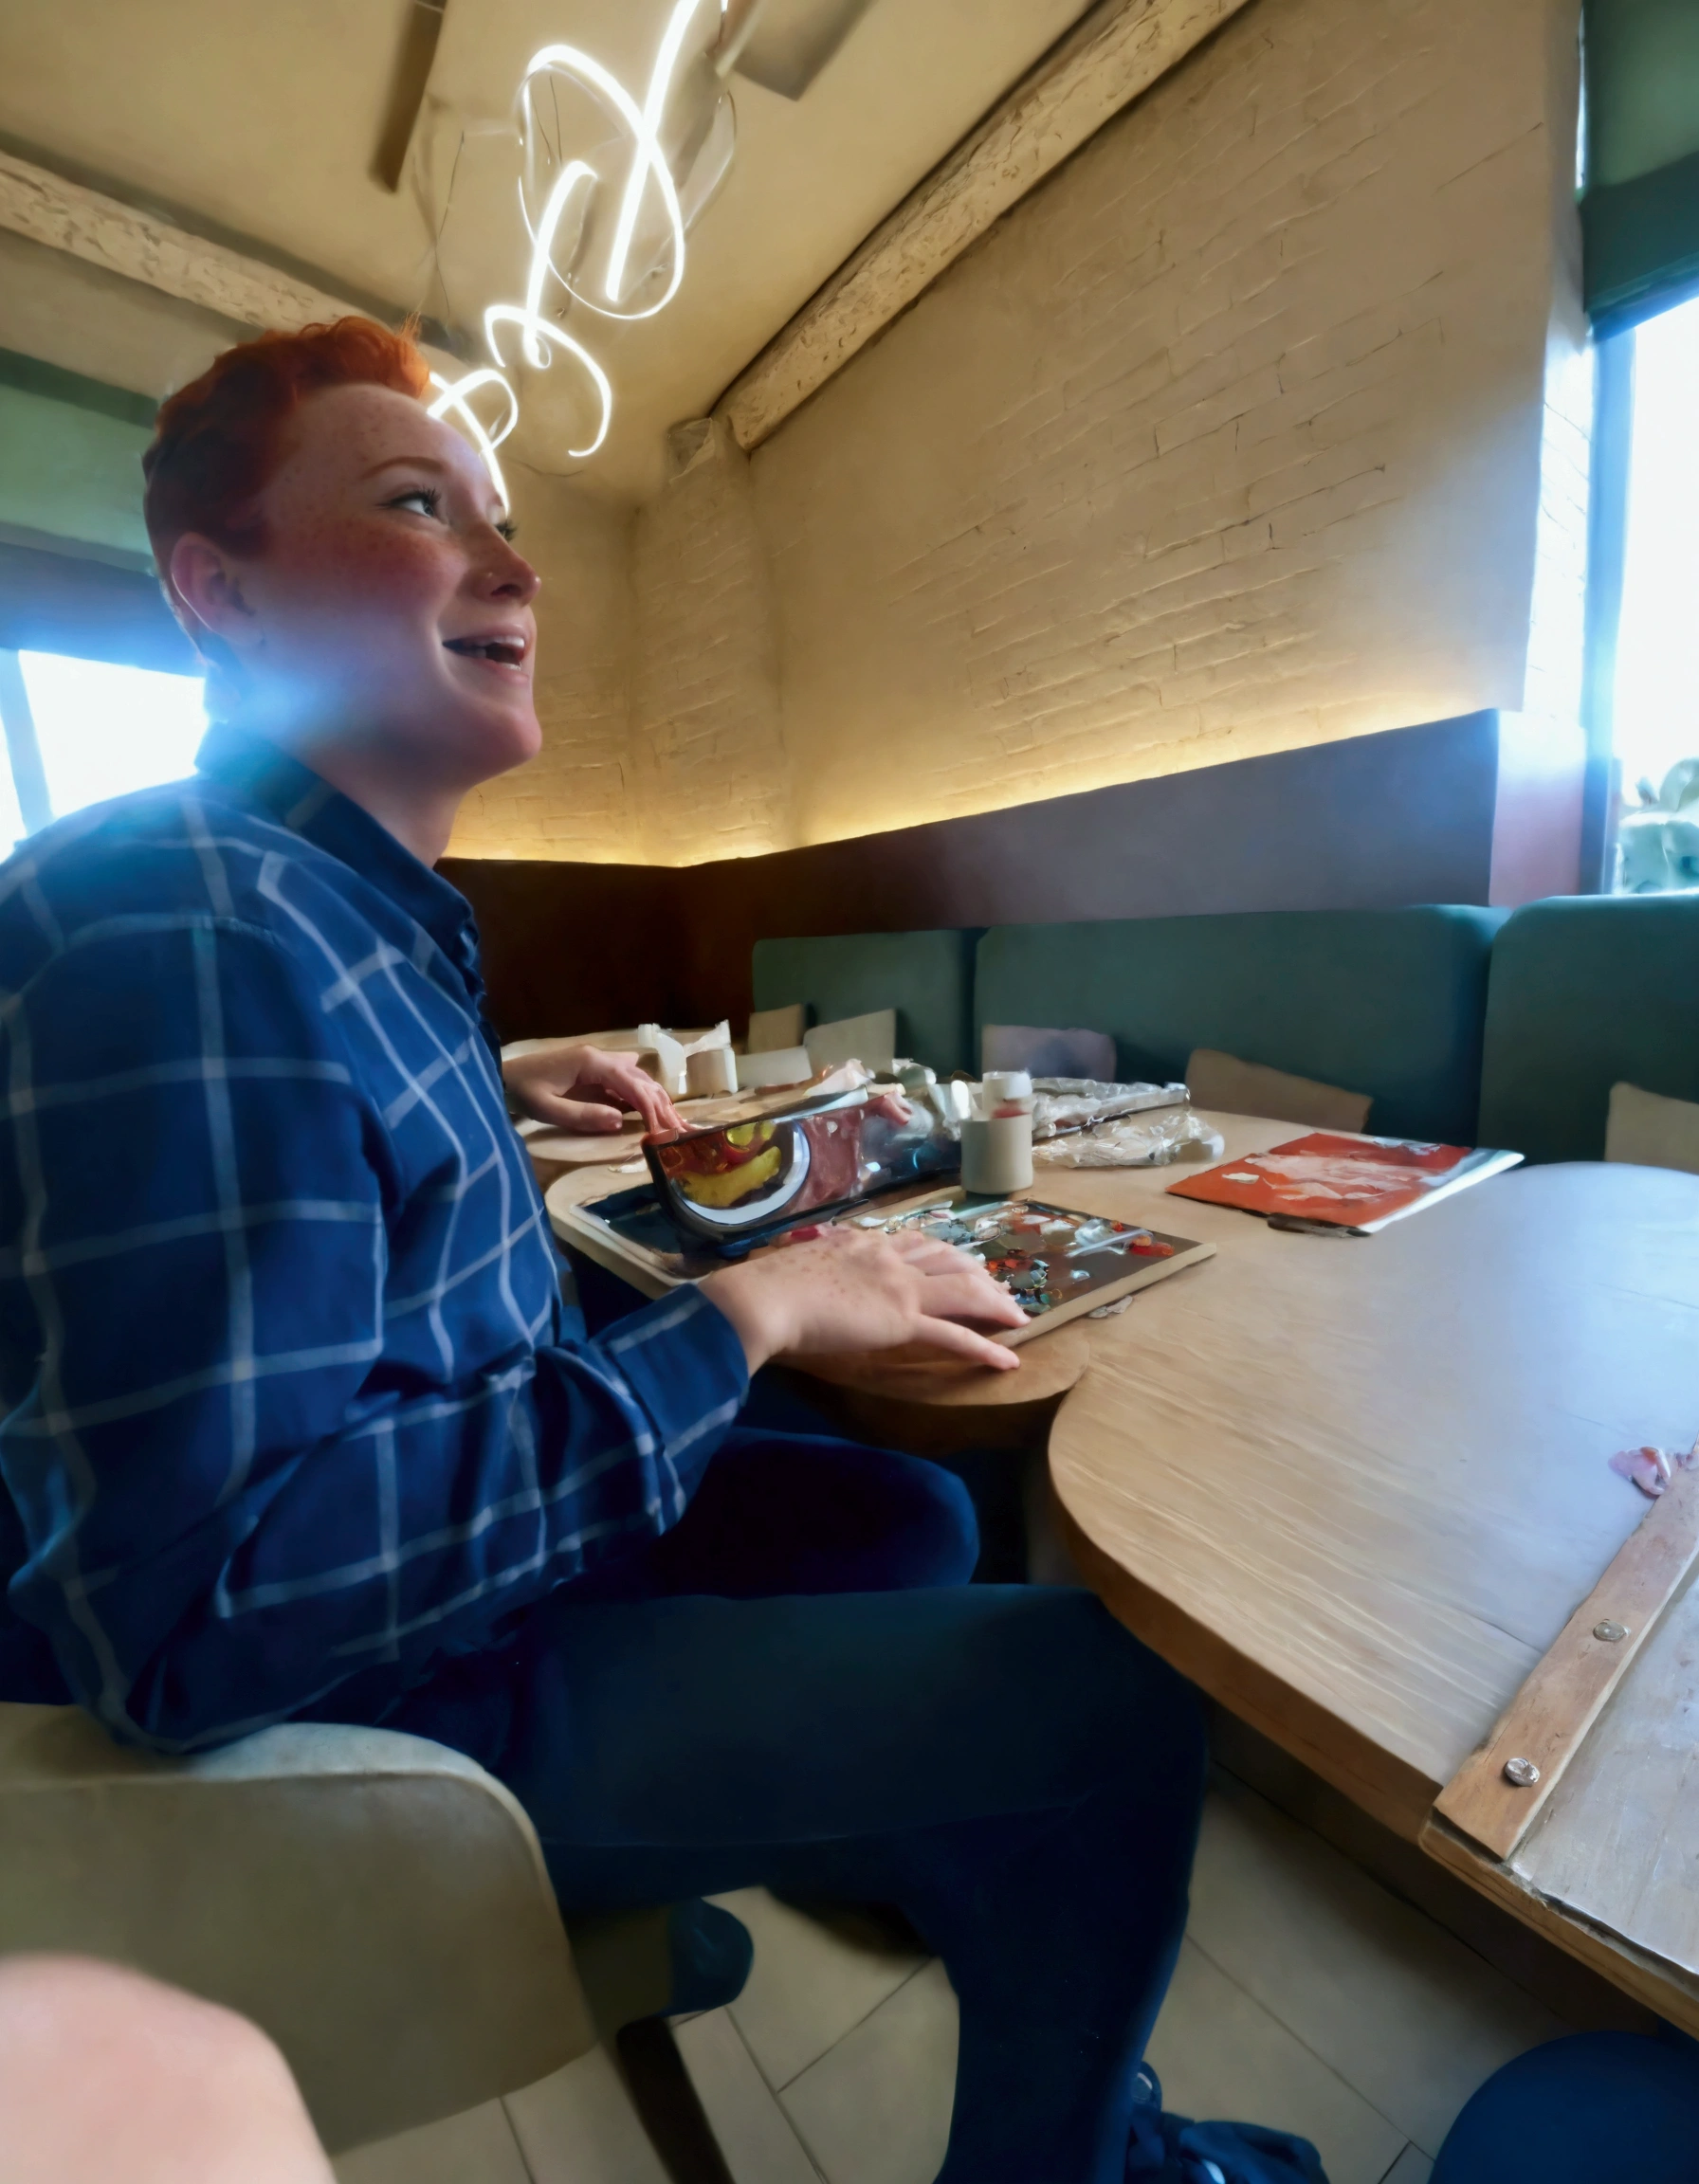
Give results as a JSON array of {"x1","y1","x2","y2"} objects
[
  {"x1": 292, "y1": 738, "x2": 464, "y2": 866},
  {"x1": 222, "y1": 702, "x2": 465, "y2": 866}
]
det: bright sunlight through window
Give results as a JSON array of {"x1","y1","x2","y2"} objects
[
  {"x1": 17, "y1": 653, "x2": 207, "y2": 825},
  {"x1": 1613, "y1": 294, "x2": 1699, "y2": 800}
]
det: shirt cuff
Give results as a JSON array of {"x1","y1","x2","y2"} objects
[{"x1": 596, "y1": 1284, "x2": 750, "y2": 1502}]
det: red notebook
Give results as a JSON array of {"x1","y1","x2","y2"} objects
[{"x1": 1165, "y1": 1132, "x2": 1523, "y2": 1232}]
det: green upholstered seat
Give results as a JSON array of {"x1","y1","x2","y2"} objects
[
  {"x1": 976, "y1": 908, "x2": 1505, "y2": 1145},
  {"x1": 751, "y1": 929, "x2": 979, "y2": 1075},
  {"x1": 1478, "y1": 895, "x2": 1699, "y2": 1162}
]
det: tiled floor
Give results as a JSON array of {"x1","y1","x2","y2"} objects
[{"x1": 333, "y1": 1774, "x2": 1571, "y2": 2184}]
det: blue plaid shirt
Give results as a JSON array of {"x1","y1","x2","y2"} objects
[{"x1": 0, "y1": 723, "x2": 747, "y2": 1751}]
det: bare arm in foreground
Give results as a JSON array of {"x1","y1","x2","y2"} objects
[{"x1": 0, "y1": 1956, "x2": 332, "y2": 2184}]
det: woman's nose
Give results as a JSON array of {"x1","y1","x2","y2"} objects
[{"x1": 479, "y1": 531, "x2": 540, "y2": 604}]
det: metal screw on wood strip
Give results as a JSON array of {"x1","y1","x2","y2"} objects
[
  {"x1": 1503, "y1": 1756, "x2": 1541, "y2": 1789},
  {"x1": 1594, "y1": 1619, "x2": 1630, "y2": 1643}
]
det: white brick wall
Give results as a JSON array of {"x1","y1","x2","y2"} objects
[
  {"x1": 446, "y1": 474, "x2": 637, "y2": 862},
  {"x1": 629, "y1": 419, "x2": 792, "y2": 864},
  {"x1": 461, "y1": 0, "x2": 1585, "y2": 865}
]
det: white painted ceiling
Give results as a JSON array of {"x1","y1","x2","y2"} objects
[{"x1": 0, "y1": 0, "x2": 1096, "y2": 496}]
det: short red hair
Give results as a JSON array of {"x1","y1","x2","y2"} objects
[{"x1": 143, "y1": 317, "x2": 431, "y2": 577}]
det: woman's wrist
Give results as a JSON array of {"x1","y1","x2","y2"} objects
[{"x1": 700, "y1": 1262, "x2": 794, "y2": 1374}]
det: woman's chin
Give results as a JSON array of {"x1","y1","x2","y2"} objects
[{"x1": 456, "y1": 695, "x2": 542, "y2": 777}]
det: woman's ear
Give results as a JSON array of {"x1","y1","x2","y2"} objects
[{"x1": 167, "y1": 536, "x2": 262, "y2": 661}]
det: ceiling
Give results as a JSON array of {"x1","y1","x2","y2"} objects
[{"x1": 0, "y1": 0, "x2": 1097, "y2": 498}]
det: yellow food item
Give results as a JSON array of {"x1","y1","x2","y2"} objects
[{"x1": 678, "y1": 1143, "x2": 783, "y2": 1207}]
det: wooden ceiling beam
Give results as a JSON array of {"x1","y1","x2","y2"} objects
[
  {"x1": 715, "y1": 0, "x2": 1256, "y2": 452},
  {"x1": 0, "y1": 148, "x2": 363, "y2": 337}
]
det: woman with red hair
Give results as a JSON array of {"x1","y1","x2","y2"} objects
[{"x1": 0, "y1": 318, "x2": 1205, "y2": 2184}]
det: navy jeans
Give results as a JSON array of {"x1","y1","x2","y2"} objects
[{"x1": 390, "y1": 1429, "x2": 1207, "y2": 2184}]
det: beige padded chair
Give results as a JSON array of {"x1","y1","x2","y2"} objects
[{"x1": 0, "y1": 1702, "x2": 681, "y2": 2157}]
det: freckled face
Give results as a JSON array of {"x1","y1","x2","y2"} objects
[{"x1": 228, "y1": 382, "x2": 542, "y2": 785}]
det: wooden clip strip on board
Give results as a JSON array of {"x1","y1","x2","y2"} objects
[{"x1": 1434, "y1": 1439, "x2": 1699, "y2": 1861}]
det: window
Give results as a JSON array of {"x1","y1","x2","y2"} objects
[
  {"x1": 1612, "y1": 296, "x2": 1699, "y2": 803},
  {"x1": 0, "y1": 649, "x2": 207, "y2": 852},
  {"x1": 1599, "y1": 294, "x2": 1699, "y2": 892}
]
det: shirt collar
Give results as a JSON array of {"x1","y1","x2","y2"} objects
[{"x1": 193, "y1": 720, "x2": 484, "y2": 995}]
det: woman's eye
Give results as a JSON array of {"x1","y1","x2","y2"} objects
[{"x1": 389, "y1": 486, "x2": 442, "y2": 519}]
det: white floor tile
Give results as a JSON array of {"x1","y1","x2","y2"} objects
[
  {"x1": 674, "y1": 2009, "x2": 825, "y2": 2183},
  {"x1": 1146, "y1": 1938, "x2": 1406, "y2": 2184},
  {"x1": 504, "y1": 2043, "x2": 670, "y2": 2184},
  {"x1": 1379, "y1": 2147, "x2": 1434, "y2": 2184},
  {"x1": 1188, "y1": 1780, "x2": 1565, "y2": 2155},
  {"x1": 332, "y1": 2100, "x2": 531, "y2": 2184},
  {"x1": 716, "y1": 1885, "x2": 927, "y2": 2091},
  {"x1": 779, "y1": 1958, "x2": 958, "y2": 2184}
]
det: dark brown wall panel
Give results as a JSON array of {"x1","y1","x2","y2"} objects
[{"x1": 444, "y1": 711, "x2": 1501, "y2": 1041}]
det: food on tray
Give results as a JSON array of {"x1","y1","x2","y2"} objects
[
  {"x1": 652, "y1": 1120, "x2": 786, "y2": 1209},
  {"x1": 644, "y1": 1083, "x2": 965, "y2": 1242}
]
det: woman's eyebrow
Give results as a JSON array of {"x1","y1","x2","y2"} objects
[{"x1": 359, "y1": 454, "x2": 452, "y2": 481}]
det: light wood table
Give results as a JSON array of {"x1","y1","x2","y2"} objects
[
  {"x1": 546, "y1": 1114, "x2": 1699, "y2": 2020},
  {"x1": 543, "y1": 1163, "x2": 1095, "y2": 1453},
  {"x1": 1041, "y1": 1119, "x2": 1699, "y2": 1843}
]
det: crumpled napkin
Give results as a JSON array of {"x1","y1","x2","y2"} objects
[{"x1": 1610, "y1": 1440, "x2": 1698, "y2": 1499}]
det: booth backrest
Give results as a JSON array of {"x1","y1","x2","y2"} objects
[
  {"x1": 751, "y1": 928, "x2": 978, "y2": 1075},
  {"x1": 1477, "y1": 896, "x2": 1699, "y2": 1162},
  {"x1": 976, "y1": 907, "x2": 1506, "y2": 1144}
]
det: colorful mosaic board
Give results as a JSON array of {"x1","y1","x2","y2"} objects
[{"x1": 848, "y1": 1193, "x2": 1214, "y2": 1346}]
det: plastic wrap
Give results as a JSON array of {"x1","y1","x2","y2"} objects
[
  {"x1": 1034, "y1": 1107, "x2": 1226, "y2": 1169},
  {"x1": 1029, "y1": 1079, "x2": 1189, "y2": 1140}
]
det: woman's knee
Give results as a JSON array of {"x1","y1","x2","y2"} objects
[{"x1": 1032, "y1": 1588, "x2": 1209, "y2": 1780}]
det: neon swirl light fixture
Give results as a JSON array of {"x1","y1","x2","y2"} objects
[
  {"x1": 484, "y1": 306, "x2": 613, "y2": 461},
  {"x1": 426, "y1": 368, "x2": 518, "y2": 506},
  {"x1": 520, "y1": 159, "x2": 595, "y2": 364},
  {"x1": 429, "y1": 0, "x2": 727, "y2": 499}
]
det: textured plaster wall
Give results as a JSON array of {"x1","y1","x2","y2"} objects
[{"x1": 460, "y1": 0, "x2": 1586, "y2": 865}]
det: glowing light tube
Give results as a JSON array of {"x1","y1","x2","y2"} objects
[
  {"x1": 521, "y1": 42, "x2": 686, "y2": 320},
  {"x1": 484, "y1": 306, "x2": 614, "y2": 460},
  {"x1": 605, "y1": 0, "x2": 718, "y2": 309},
  {"x1": 521, "y1": 159, "x2": 595, "y2": 367},
  {"x1": 427, "y1": 368, "x2": 519, "y2": 506}
]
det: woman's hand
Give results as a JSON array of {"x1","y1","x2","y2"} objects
[
  {"x1": 502, "y1": 1044, "x2": 682, "y2": 1137},
  {"x1": 702, "y1": 1226, "x2": 1027, "y2": 1375}
]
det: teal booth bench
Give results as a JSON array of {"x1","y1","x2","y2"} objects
[
  {"x1": 752, "y1": 927, "x2": 979, "y2": 1077},
  {"x1": 751, "y1": 895, "x2": 1699, "y2": 1161},
  {"x1": 1477, "y1": 897, "x2": 1699, "y2": 1163},
  {"x1": 973, "y1": 908, "x2": 1503, "y2": 1147}
]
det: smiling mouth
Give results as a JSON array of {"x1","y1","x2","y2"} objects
[{"x1": 444, "y1": 635, "x2": 527, "y2": 667}]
